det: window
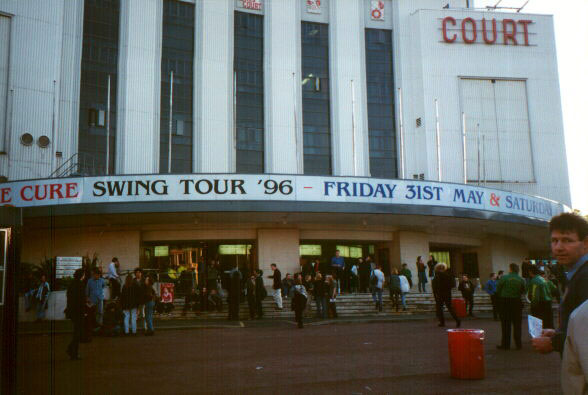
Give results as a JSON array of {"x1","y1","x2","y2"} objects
[
  {"x1": 460, "y1": 78, "x2": 534, "y2": 183},
  {"x1": 160, "y1": 0, "x2": 194, "y2": 174},
  {"x1": 78, "y1": 0, "x2": 120, "y2": 175},
  {"x1": 235, "y1": 12, "x2": 264, "y2": 173},
  {"x1": 0, "y1": 15, "x2": 10, "y2": 152},
  {"x1": 365, "y1": 29, "x2": 397, "y2": 179},
  {"x1": 302, "y1": 22, "x2": 332, "y2": 175},
  {"x1": 299, "y1": 245, "x2": 322, "y2": 256}
]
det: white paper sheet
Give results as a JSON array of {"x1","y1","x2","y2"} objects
[{"x1": 528, "y1": 315, "x2": 543, "y2": 338}]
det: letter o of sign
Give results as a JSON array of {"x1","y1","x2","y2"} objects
[
  {"x1": 371, "y1": 9, "x2": 381, "y2": 19},
  {"x1": 461, "y1": 17, "x2": 477, "y2": 44}
]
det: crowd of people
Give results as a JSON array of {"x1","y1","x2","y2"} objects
[{"x1": 64, "y1": 264, "x2": 158, "y2": 361}]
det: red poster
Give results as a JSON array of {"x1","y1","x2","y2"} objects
[{"x1": 160, "y1": 283, "x2": 174, "y2": 303}]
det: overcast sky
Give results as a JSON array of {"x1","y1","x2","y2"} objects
[{"x1": 473, "y1": 0, "x2": 588, "y2": 213}]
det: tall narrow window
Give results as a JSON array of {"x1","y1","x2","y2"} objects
[
  {"x1": 0, "y1": 15, "x2": 10, "y2": 154},
  {"x1": 160, "y1": 0, "x2": 194, "y2": 174},
  {"x1": 78, "y1": 0, "x2": 120, "y2": 175},
  {"x1": 301, "y1": 22, "x2": 331, "y2": 175},
  {"x1": 234, "y1": 12, "x2": 264, "y2": 174},
  {"x1": 365, "y1": 29, "x2": 397, "y2": 179}
]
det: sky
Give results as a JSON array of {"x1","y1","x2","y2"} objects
[{"x1": 474, "y1": 0, "x2": 588, "y2": 213}]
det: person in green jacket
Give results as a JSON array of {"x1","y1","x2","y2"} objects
[
  {"x1": 528, "y1": 265, "x2": 554, "y2": 329},
  {"x1": 496, "y1": 263, "x2": 526, "y2": 350},
  {"x1": 400, "y1": 263, "x2": 413, "y2": 290}
]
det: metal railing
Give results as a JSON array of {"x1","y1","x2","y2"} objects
[{"x1": 50, "y1": 152, "x2": 106, "y2": 178}]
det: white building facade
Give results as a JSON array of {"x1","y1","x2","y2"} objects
[{"x1": 0, "y1": 0, "x2": 572, "y2": 293}]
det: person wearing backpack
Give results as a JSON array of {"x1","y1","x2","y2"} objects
[
  {"x1": 528, "y1": 265, "x2": 554, "y2": 329},
  {"x1": 371, "y1": 264, "x2": 385, "y2": 312},
  {"x1": 388, "y1": 268, "x2": 402, "y2": 312}
]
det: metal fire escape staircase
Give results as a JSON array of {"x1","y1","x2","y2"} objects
[{"x1": 49, "y1": 153, "x2": 106, "y2": 178}]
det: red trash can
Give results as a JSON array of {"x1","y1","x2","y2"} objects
[
  {"x1": 452, "y1": 298, "x2": 467, "y2": 318},
  {"x1": 447, "y1": 329, "x2": 485, "y2": 380}
]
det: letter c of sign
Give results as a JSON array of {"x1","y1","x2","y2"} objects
[{"x1": 442, "y1": 16, "x2": 457, "y2": 43}]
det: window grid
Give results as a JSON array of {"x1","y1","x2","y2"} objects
[
  {"x1": 302, "y1": 22, "x2": 332, "y2": 175},
  {"x1": 234, "y1": 11, "x2": 264, "y2": 174},
  {"x1": 160, "y1": 0, "x2": 195, "y2": 174},
  {"x1": 365, "y1": 29, "x2": 397, "y2": 179},
  {"x1": 78, "y1": 0, "x2": 120, "y2": 175}
]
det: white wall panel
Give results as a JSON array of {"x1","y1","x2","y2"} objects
[
  {"x1": 55, "y1": 0, "x2": 83, "y2": 174},
  {"x1": 116, "y1": 0, "x2": 162, "y2": 174},
  {"x1": 329, "y1": 0, "x2": 369, "y2": 176},
  {"x1": 300, "y1": 0, "x2": 329, "y2": 23},
  {"x1": 408, "y1": 8, "x2": 570, "y2": 204},
  {"x1": 264, "y1": 0, "x2": 300, "y2": 174},
  {"x1": 194, "y1": 0, "x2": 234, "y2": 173},
  {"x1": 0, "y1": 0, "x2": 64, "y2": 180}
]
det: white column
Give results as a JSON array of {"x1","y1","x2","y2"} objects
[
  {"x1": 56, "y1": 0, "x2": 84, "y2": 172},
  {"x1": 194, "y1": 0, "x2": 234, "y2": 173},
  {"x1": 264, "y1": 0, "x2": 301, "y2": 174},
  {"x1": 329, "y1": 0, "x2": 369, "y2": 176},
  {"x1": 116, "y1": 0, "x2": 162, "y2": 174}
]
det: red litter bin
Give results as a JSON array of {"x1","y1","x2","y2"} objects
[
  {"x1": 447, "y1": 329, "x2": 485, "y2": 380},
  {"x1": 452, "y1": 298, "x2": 467, "y2": 318}
]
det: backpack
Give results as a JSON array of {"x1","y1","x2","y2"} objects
[{"x1": 370, "y1": 273, "x2": 379, "y2": 288}]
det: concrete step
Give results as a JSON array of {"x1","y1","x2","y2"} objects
[{"x1": 159, "y1": 292, "x2": 498, "y2": 321}]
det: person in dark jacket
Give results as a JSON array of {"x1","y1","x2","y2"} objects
[
  {"x1": 426, "y1": 255, "x2": 437, "y2": 279},
  {"x1": 458, "y1": 274, "x2": 475, "y2": 317},
  {"x1": 388, "y1": 268, "x2": 402, "y2": 312},
  {"x1": 120, "y1": 275, "x2": 140, "y2": 335},
  {"x1": 291, "y1": 277, "x2": 308, "y2": 328},
  {"x1": 65, "y1": 269, "x2": 86, "y2": 360},
  {"x1": 358, "y1": 258, "x2": 371, "y2": 293},
  {"x1": 267, "y1": 263, "x2": 283, "y2": 309},
  {"x1": 432, "y1": 263, "x2": 461, "y2": 328},
  {"x1": 313, "y1": 273, "x2": 327, "y2": 318},
  {"x1": 143, "y1": 276, "x2": 157, "y2": 335},
  {"x1": 246, "y1": 270, "x2": 266, "y2": 319},
  {"x1": 533, "y1": 213, "x2": 588, "y2": 355}
]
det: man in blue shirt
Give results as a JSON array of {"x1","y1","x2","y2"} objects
[
  {"x1": 331, "y1": 250, "x2": 345, "y2": 294},
  {"x1": 86, "y1": 268, "x2": 106, "y2": 326},
  {"x1": 533, "y1": 213, "x2": 588, "y2": 356},
  {"x1": 484, "y1": 272, "x2": 498, "y2": 320}
]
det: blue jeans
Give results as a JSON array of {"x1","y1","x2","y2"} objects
[
  {"x1": 400, "y1": 293, "x2": 407, "y2": 309},
  {"x1": 145, "y1": 300, "x2": 155, "y2": 332},
  {"x1": 36, "y1": 297, "x2": 48, "y2": 320},
  {"x1": 315, "y1": 296, "x2": 327, "y2": 318},
  {"x1": 372, "y1": 288, "x2": 383, "y2": 306}
]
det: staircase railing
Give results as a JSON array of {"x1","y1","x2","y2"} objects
[{"x1": 50, "y1": 153, "x2": 106, "y2": 178}]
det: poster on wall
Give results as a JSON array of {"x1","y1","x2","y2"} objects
[
  {"x1": 160, "y1": 283, "x2": 174, "y2": 303},
  {"x1": 306, "y1": 0, "x2": 322, "y2": 14},
  {"x1": 56, "y1": 256, "x2": 83, "y2": 278},
  {"x1": 370, "y1": 0, "x2": 385, "y2": 21},
  {"x1": 240, "y1": 0, "x2": 262, "y2": 11}
]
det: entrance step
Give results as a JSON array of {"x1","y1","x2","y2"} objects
[{"x1": 157, "y1": 291, "x2": 498, "y2": 321}]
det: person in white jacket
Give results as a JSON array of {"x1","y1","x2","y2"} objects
[{"x1": 561, "y1": 299, "x2": 588, "y2": 395}]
